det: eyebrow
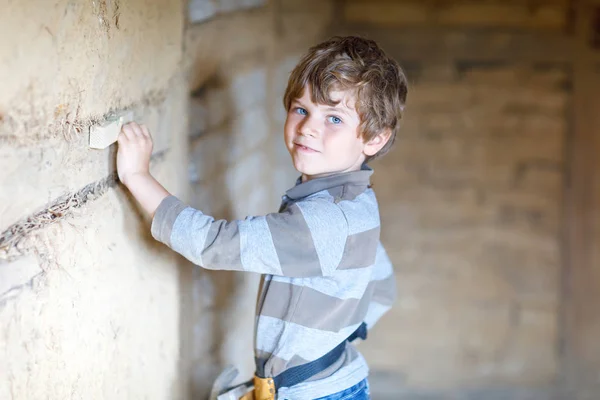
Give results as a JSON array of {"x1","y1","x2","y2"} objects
[
  {"x1": 323, "y1": 106, "x2": 351, "y2": 117},
  {"x1": 291, "y1": 100, "x2": 308, "y2": 109},
  {"x1": 292, "y1": 100, "x2": 353, "y2": 117}
]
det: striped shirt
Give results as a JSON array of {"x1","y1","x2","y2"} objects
[{"x1": 151, "y1": 165, "x2": 396, "y2": 399}]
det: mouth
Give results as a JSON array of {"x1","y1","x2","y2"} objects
[{"x1": 294, "y1": 142, "x2": 319, "y2": 153}]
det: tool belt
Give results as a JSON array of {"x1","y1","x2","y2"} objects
[
  {"x1": 211, "y1": 323, "x2": 368, "y2": 400},
  {"x1": 239, "y1": 376, "x2": 276, "y2": 400}
]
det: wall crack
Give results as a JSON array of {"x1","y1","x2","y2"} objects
[
  {"x1": 0, "y1": 148, "x2": 168, "y2": 262},
  {"x1": 0, "y1": 173, "x2": 118, "y2": 262}
]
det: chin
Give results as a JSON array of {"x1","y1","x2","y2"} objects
[
  {"x1": 292, "y1": 159, "x2": 321, "y2": 177},
  {"x1": 297, "y1": 167, "x2": 333, "y2": 179}
]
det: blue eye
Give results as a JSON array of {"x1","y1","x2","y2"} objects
[
  {"x1": 295, "y1": 107, "x2": 308, "y2": 115},
  {"x1": 328, "y1": 116, "x2": 342, "y2": 124}
]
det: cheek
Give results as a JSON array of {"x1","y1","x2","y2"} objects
[
  {"x1": 283, "y1": 118, "x2": 294, "y2": 139},
  {"x1": 284, "y1": 113, "x2": 300, "y2": 130},
  {"x1": 325, "y1": 129, "x2": 355, "y2": 149}
]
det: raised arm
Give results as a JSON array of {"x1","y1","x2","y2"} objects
[
  {"x1": 117, "y1": 122, "x2": 350, "y2": 278},
  {"x1": 151, "y1": 194, "x2": 349, "y2": 277}
]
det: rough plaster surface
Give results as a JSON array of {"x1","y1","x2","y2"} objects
[
  {"x1": 0, "y1": 190, "x2": 182, "y2": 399},
  {"x1": 0, "y1": 90, "x2": 178, "y2": 234},
  {"x1": 0, "y1": 68, "x2": 190, "y2": 397},
  {"x1": 0, "y1": 0, "x2": 183, "y2": 142},
  {"x1": 0, "y1": 0, "x2": 190, "y2": 394}
]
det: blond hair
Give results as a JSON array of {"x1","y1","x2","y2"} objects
[{"x1": 283, "y1": 36, "x2": 408, "y2": 161}]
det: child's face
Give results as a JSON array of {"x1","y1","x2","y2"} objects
[{"x1": 284, "y1": 85, "x2": 369, "y2": 182}]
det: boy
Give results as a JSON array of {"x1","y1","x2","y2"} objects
[{"x1": 117, "y1": 36, "x2": 407, "y2": 400}]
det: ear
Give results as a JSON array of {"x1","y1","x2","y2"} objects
[{"x1": 363, "y1": 129, "x2": 392, "y2": 157}]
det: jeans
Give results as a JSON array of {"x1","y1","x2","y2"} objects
[{"x1": 313, "y1": 378, "x2": 370, "y2": 400}]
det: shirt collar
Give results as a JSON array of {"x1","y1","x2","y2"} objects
[{"x1": 285, "y1": 164, "x2": 374, "y2": 200}]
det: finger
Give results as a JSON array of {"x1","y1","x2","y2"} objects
[
  {"x1": 121, "y1": 123, "x2": 136, "y2": 140},
  {"x1": 130, "y1": 122, "x2": 144, "y2": 137},
  {"x1": 117, "y1": 130, "x2": 128, "y2": 143},
  {"x1": 140, "y1": 124, "x2": 152, "y2": 139}
]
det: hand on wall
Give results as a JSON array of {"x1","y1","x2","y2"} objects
[
  {"x1": 117, "y1": 122, "x2": 154, "y2": 186},
  {"x1": 117, "y1": 122, "x2": 171, "y2": 218}
]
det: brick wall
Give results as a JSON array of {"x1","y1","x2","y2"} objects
[
  {"x1": 330, "y1": 0, "x2": 575, "y2": 397},
  {"x1": 366, "y1": 62, "x2": 567, "y2": 393}
]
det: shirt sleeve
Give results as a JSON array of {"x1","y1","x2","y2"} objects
[
  {"x1": 364, "y1": 242, "x2": 397, "y2": 329},
  {"x1": 151, "y1": 195, "x2": 349, "y2": 277}
]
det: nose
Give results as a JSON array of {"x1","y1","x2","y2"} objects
[{"x1": 298, "y1": 115, "x2": 320, "y2": 138}]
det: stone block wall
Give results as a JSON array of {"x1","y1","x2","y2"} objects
[
  {"x1": 366, "y1": 62, "x2": 567, "y2": 394},
  {"x1": 328, "y1": 0, "x2": 575, "y2": 397}
]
